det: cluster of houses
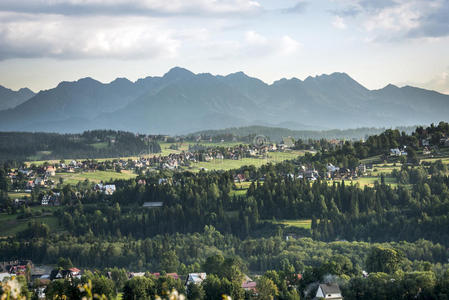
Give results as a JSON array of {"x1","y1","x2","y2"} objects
[{"x1": 0, "y1": 259, "x2": 345, "y2": 299}]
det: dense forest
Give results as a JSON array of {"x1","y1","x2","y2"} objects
[{"x1": 0, "y1": 130, "x2": 160, "y2": 161}]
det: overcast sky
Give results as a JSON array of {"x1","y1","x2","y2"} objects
[{"x1": 0, "y1": 0, "x2": 448, "y2": 94}]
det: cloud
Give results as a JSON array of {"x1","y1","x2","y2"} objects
[
  {"x1": 244, "y1": 31, "x2": 301, "y2": 57},
  {"x1": 0, "y1": 0, "x2": 263, "y2": 17},
  {"x1": 332, "y1": 16, "x2": 347, "y2": 29},
  {"x1": 332, "y1": 0, "x2": 449, "y2": 40},
  {"x1": 400, "y1": 67, "x2": 449, "y2": 94},
  {"x1": 422, "y1": 68, "x2": 449, "y2": 94},
  {"x1": 202, "y1": 31, "x2": 301, "y2": 60},
  {"x1": 0, "y1": 13, "x2": 180, "y2": 60},
  {"x1": 282, "y1": 1, "x2": 308, "y2": 14}
]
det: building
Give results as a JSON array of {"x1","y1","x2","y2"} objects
[
  {"x1": 142, "y1": 202, "x2": 163, "y2": 208},
  {"x1": 242, "y1": 275, "x2": 257, "y2": 292},
  {"x1": 104, "y1": 184, "x2": 116, "y2": 195},
  {"x1": 185, "y1": 273, "x2": 207, "y2": 288},
  {"x1": 45, "y1": 166, "x2": 56, "y2": 177},
  {"x1": 315, "y1": 283, "x2": 343, "y2": 300}
]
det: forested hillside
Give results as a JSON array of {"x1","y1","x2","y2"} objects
[{"x1": 0, "y1": 130, "x2": 160, "y2": 161}]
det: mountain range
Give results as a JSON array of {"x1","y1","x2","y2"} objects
[
  {"x1": 0, "y1": 85, "x2": 35, "y2": 111},
  {"x1": 0, "y1": 67, "x2": 448, "y2": 134}
]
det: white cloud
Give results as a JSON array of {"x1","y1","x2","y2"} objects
[
  {"x1": 332, "y1": 16, "x2": 347, "y2": 29},
  {"x1": 245, "y1": 30, "x2": 268, "y2": 45},
  {"x1": 0, "y1": 13, "x2": 180, "y2": 60},
  {"x1": 333, "y1": 0, "x2": 449, "y2": 40},
  {"x1": 280, "y1": 35, "x2": 301, "y2": 55},
  {"x1": 243, "y1": 31, "x2": 301, "y2": 57},
  {"x1": 423, "y1": 69, "x2": 449, "y2": 94},
  {"x1": 363, "y1": 1, "x2": 420, "y2": 32}
]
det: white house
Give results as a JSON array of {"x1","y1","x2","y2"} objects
[
  {"x1": 185, "y1": 273, "x2": 207, "y2": 288},
  {"x1": 104, "y1": 185, "x2": 116, "y2": 195},
  {"x1": 315, "y1": 283, "x2": 343, "y2": 300}
]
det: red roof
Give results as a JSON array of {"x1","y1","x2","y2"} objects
[{"x1": 69, "y1": 268, "x2": 80, "y2": 273}]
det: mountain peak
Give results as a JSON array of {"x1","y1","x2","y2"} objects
[
  {"x1": 226, "y1": 71, "x2": 249, "y2": 79},
  {"x1": 18, "y1": 87, "x2": 34, "y2": 94},
  {"x1": 164, "y1": 67, "x2": 195, "y2": 80}
]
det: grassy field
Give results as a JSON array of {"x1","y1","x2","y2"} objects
[
  {"x1": 328, "y1": 176, "x2": 399, "y2": 188},
  {"x1": 53, "y1": 170, "x2": 137, "y2": 185},
  {"x1": 0, "y1": 212, "x2": 63, "y2": 237},
  {"x1": 270, "y1": 219, "x2": 312, "y2": 229},
  {"x1": 8, "y1": 192, "x2": 31, "y2": 199}
]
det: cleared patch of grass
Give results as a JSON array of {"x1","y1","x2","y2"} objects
[
  {"x1": 90, "y1": 142, "x2": 109, "y2": 149},
  {"x1": 0, "y1": 213, "x2": 63, "y2": 237},
  {"x1": 270, "y1": 219, "x2": 312, "y2": 229},
  {"x1": 328, "y1": 176, "x2": 399, "y2": 188},
  {"x1": 53, "y1": 170, "x2": 137, "y2": 185},
  {"x1": 8, "y1": 192, "x2": 31, "y2": 199}
]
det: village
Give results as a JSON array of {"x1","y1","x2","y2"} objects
[
  {"x1": 0, "y1": 259, "x2": 345, "y2": 300},
  {"x1": 7, "y1": 135, "x2": 443, "y2": 209}
]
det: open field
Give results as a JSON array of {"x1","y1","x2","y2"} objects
[
  {"x1": 421, "y1": 157, "x2": 449, "y2": 164},
  {"x1": 8, "y1": 192, "x2": 31, "y2": 199},
  {"x1": 0, "y1": 212, "x2": 63, "y2": 237},
  {"x1": 269, "y1": 219, "x2": 312, "y2": 229},
  {"x1": 52, "y1": 170, "x2": 137, "y2": 185},
  {"x1": 327, "y1": 175, "x2": 399, "y2": 188},
  {"x1": 360, "y1": 155, "x2": 382, "y2": 164}
]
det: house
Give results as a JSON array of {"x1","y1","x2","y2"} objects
[
  {"x1": 34, "y1": 177, "x2": 45, "y2": 186},
  {"x1": 443, "y1": 138, "x2": 449, "y2": 147},
  {"x1": 315, "y1": 283, "x2": 343, "y2": 300},
  {"x1": 185, "y1": 273, "x2": 207, "y2": 287},
  {"x1": 69, "y1": 268, "x2": 80, "y2": 276},
  {"x1": 41, "y1": 193, "x2": 60, "y2": 206},
  {"x1": 104, "y1": 184, "x2": 116, "y2": 195},
  {"x1": 50, "y1": 268, "x2": 80, "y2": 280},
  {"x1": 423, "y1": 147, "x2": 431, "y2": 155},
  {"x1": 0, "y1": 272, "x2": 12, "y2": 281},
  {"x1": 390, "y1": 148, "x2": 407, "y2": 156},
  {"x1": 234, "y1": 174, "x2": 246, "y2": 182},
  {"x1": 327, "y1": 164, "x2": 339, "y2": 173},
  {"x1": 242, "y1": 275, "x2": 257, "y2": 292},
  {"x1": 305, "y1": 169, "x2": 319, "y2": 181},
  {"x1": 357, "y1": 164, "x2": 367, "y2": 175},
  {"x1": 45, "y1": 166, "x2": 56, "y2": 177},
  {"x1": 143, "y1": 202, "x2": 163, "y2": 208}
]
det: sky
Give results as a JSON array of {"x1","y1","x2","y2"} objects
[{"x1": 0, "y1": 0, "x2": 448, "y2": 94}]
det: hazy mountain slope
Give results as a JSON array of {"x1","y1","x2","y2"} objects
[
  {"x1": 0, "y1": 77, "x2": 156, "y2": 131},
  {"x1": 0, "y1": 85, "x2": 35, "y2": 110},
  {"x1": 0, "y1": 67, "x2": 448, "y2": 133}
]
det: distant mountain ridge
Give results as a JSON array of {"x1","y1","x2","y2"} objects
[
  {"x1": 0, "y1": 67, "x2": 448, "y2": 134},
  {"x1": 189, "y1": 125, "x2": 419, "y2": 142},
  {"x1": 0, "y1": 85, "x2": 35, "y2": 110}
]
